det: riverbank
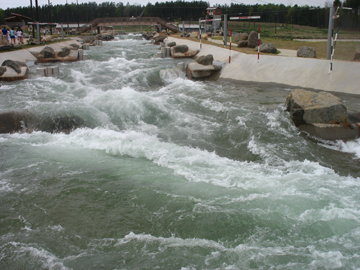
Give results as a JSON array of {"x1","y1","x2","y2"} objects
[
  {"x1": 168, "y1": 36, "x2": 360, "y2": 96},
  {"x1": 0, "y1": 39, "x2": 82, "y2": 63}
]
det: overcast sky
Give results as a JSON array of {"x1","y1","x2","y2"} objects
[{"x1": 2, "y1": 0, "x2": 328, "y2": 10}]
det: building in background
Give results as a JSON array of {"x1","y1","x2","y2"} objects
[{"x1": 205, "y1": 7, "x2": 222, "y2": 33}]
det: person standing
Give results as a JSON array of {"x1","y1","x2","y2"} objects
[
  {"x1": 2, "y1": 26, "x2": 8, "y2": 44},
  {"x1": 7, "y1": 28, "x2": 10, "y2": 44},
  {"x1": 16, "y1": 27, "x2": 23, "y2": 44},
  {"x1": 10, "y1": 27, "x2": 16, "y2": 44}
]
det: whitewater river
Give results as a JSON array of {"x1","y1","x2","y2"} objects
[{"x1": 1, "y1": 34, "x2": 360, "y2": 269}]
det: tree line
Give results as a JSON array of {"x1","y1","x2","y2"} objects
[{"x1": 0, "y1": 0, "x2": 359, "y2": 30}]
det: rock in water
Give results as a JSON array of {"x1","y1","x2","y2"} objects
[
  {"x1": 196, "y1": 54, "x2": 214, "y2": 66},
  {"x1": 285, "y1": 89, "x2": 349, "y2": 126},
  {"x1": 285, "y1": 89, "x2": 359, "y2": 140}
]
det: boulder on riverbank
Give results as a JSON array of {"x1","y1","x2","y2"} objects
[
  {"x1": 153, "y1": 34, "x2": 167, "y2": 44},
  {"x1": 257, "y1": 43, "x2": 277, "y2": 53},
  {"x1": 171, "y1": 45, "x2": 199, "y2": 58},
  {"x1": 297, "y1": 46, "x2": 317, "y2": 58},
  {"x1": 195, "y1": 54, "x2": 214, "y2": 65},
  {"x1": 0, "y1": 60, "x2": 29, "y2": 81},
  {"x1": 31, "y1": 46, "x2": 79, "y2": 63},
  {"x1": 285, "y1": 89, "x2": 359, "y2": 140},
  {"x1": 186, "y1": 62, "x2": 222, "y2": 81}
]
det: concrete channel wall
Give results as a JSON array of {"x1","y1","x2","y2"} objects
[{"x1": 168, "y1": 37, "x2": 360, "y2": 96}]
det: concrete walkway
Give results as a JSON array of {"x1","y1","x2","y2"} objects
[{"x1": 168, "y1": 36, "x2": 360, "y2": 95}]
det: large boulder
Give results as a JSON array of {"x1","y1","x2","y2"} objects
[
  {"x1": 80, "y1": 36, "x2": 97, "y2": 44},
  {"x1": 247, "y1": 31, "x2": 260, "y2": 48},
  {"x1": 171, "y1": 45, "x2": 199, "y2": 59},
  {"x1": 142, "y1": 32, "x2": 153, "y2": 40},
  {"x1": 2, "y1": 60, "x2": 26, "y2": 74},
  {"x1": 285, "y1": 89, "x2": 359, "y2": 140},
  {"x1": 167, "y1": 41, "x2": 176, "y2": 47},
  {"x1": 0, "y1": 60, "x2": 29, "y2": 81},
  {"x1": 237, "y1": 40, "x2": 248, "y2": 47},
  {"x1": 172, "y1": 45, "x2": 189, "y2": 53},
  {"x1": 235, "y1": 32, "x2": 249, "y2": 42},
  {"x1": 69, "y1": 43, "x2": 80, "y2": 50},
  {"x1": 58, "y1": 47, "x2": 71, "y2": 57},
  {"x1": 239, "y1": 32, "x2": 249, "y2": 41},
  {"x1": 153, "y1": 34, "x2": 167, "y2": 44},
  {"x1": 286, "y1": 89, "x2": 349, "y2": 126},
  {"x1": 96, "y1": 33, "x2": 114, "y2": 41},
  {"x1": 0, "y1": 44, "x2": 13, "y2": 52},
  {"x1": 200, "y1": 33, "x2": 208, "y2": 40},
  {"x1": 186, "y1": 62, "x2": 222, "y2": 80},
  {"x1": 190, "y1": 32, "x2": 199, "y2": 38},
  {"x1": 258, "y1": 43, "x2": 277, "y2": 53},
  {"x1": 40, "y1": 46, "x2": 56, "y2": 58},
  {"x1": 297, "y1": 46, "x2": 317, "y2": 58},
  {"x1": 195, "y1": 54, "x2": 213, "y2": 66}
]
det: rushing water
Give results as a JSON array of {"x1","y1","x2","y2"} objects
[{"x1": 1, "y1": 34, "x2": 360, "y2": 270}]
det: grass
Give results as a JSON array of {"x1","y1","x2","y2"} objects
[{"x1": 179, "y1": 23, "x2": 360, "y2": 61}]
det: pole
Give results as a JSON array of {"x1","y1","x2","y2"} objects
[
  {"x1": 229, "y1": 29, "x2": 232, "y2": 63},
  {"x1": 77, "y1": 0, "x2": 79, "y2": 32},
  {"x1": 258, "y1": 26, "x2": 260, "y2": 63},
  {"x1": 182, "y1": 21, "x2": 185, "y2": 37},
  {"x1": 30, "y1": 0, "x2": 35, "y2": 38},
  {"x1": 330, "y1": 26, "x2": 339, "y2": 77},
  {"x1": 61, "y1": 23, "x2": 64, "y2": 39},
  {"x1": 37, "y1": 23, "x2": 40, "y2": 43},
  {"x1": 35, "y1": 0, "x2": 40, "y2": 42},
  {"x1": 199, "y1": 19, "x2": 202, "y2": 49},
  {"x1": 223, "y1": 14, "x2": 227, "y2": 47},
  {"x1": 327, "y1": 7, "x2": 334, "y2": 59}
]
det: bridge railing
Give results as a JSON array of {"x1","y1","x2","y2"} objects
[{"x1": 78, "y1": 17, "x2": 180, "y2": 33}]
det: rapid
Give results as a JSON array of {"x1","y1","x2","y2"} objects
[{"x1": 1, "y1": 34, "x2": 360, "y2": 269}]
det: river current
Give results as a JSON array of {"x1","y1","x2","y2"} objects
[{"x1": 1, "y1": 34, "x2": 360, "y2": 269}]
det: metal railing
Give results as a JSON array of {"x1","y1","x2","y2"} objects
[{"x1": 78, "y1": 17, "x2": 179, "y2": 33}]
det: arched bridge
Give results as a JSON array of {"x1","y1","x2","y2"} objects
[{"x1": 80, "y1": 17, "x2": 179, "y2": 33}]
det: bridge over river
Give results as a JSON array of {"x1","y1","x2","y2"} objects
[{"x1": 80, "y1": 17, "x2": 179, "y2": 33}]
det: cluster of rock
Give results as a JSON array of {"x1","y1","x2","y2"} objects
[
  {"x1": 0, "y1": 42, "x2": 94, "y2": 81},
  {"x1": 235, "y1": 31, "x2": 262, "y2": 48},
  {"x1": 186, "y1": 54, "x2": 222, "y2": 80},
  {"x1": 185, "y1": 31, "x2": 210, "y2": 41},
  {"x1": 30, "y1": 43, "x2": 86, "y2": 63},
  {"x1": 285, "y1": 89, "x2": 359, "y2": 140},
  {"x1": 155, "y1": 39, "x2": 199, "y2": 59}
]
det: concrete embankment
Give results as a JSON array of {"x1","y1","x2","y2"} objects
[
  {"x1": 168, "y1": 37, "x2": 360, "y2": 96},
  {"x1": 0, "y1": 40, "x2": 82, "y2": 64}
]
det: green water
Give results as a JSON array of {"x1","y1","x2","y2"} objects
[{"x1": 0, "y1": 34, "x2": 360, "y2": 269}]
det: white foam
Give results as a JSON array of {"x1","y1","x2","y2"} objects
[
  {"x1": 319, "y1": 138, "x2": 360, "y2": 159},
  {"x1": 8, "y1": 242, "x2": 71, "y2": 270}
]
